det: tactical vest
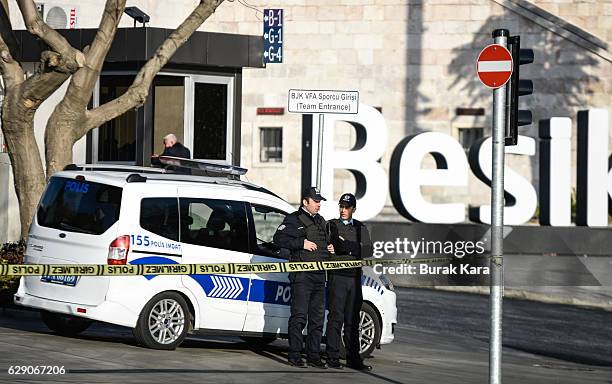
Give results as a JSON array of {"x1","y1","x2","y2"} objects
[
  {"x1": 330, "y1": 218, "x2": 362, "y2": 277},
  {"x1": 293, "y1": 211, "x2": 330, "y2": 263}
]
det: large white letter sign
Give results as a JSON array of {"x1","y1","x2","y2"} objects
[
  {"x1": 389, "y1": 132, "x2": 468, "y2": 223},
  {"x1": 468, "y1": 135, "x2": 537, "y2": 225},
  {"x1": 312, "y1": 104, "x2": 388, "y2": 220},
  {"x1": 539, "y1": 117, "x2": 572, "y2": 226},
  {"x1": 576, "y1": 109, "x2": 610, "y2": 227}
]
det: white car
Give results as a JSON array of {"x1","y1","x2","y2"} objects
[{"x1": 14, "y1": 162, "x2": 396, "y2": 357}]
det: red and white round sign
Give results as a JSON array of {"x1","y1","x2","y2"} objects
[{"x1": 476, "y1": 44, "x2": 513, "y2": 89}]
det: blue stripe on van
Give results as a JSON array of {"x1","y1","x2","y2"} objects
[
  {"x1": 249, "y1": 279, "x2": 291, "y2": 305},
  {"x1": 130, "y1": 257, "x2": 287, "y2": 305},
  {"x1": 130, "y1": 256, "x2": 177, "y2": 280}
]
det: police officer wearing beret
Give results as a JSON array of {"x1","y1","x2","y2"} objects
[
  {"x1": 325, "y1": 193, "x2": 373, "y2": 371},
  {"x1": 273, "y1": 187, "x2": 335, "y2": 368}
]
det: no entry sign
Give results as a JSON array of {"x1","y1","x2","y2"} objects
[{"x1": 477, "y1": 44, "x2": 513, "y2": 89}]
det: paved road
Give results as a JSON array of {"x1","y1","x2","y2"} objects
[
  {"x1": 398, "y1": 288, "x2": 612, "y2": 366},
  {"x1": 0, "y1": 289, "x2": 611, "y2": 383}
]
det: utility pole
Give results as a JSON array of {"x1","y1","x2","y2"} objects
[{"x1": 489, "y1": 28, "x2": 509, "y2": 384}]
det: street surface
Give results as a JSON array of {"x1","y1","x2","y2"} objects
[{"x1": 0, "y1": 288, "x2": 610, "y2": 384}]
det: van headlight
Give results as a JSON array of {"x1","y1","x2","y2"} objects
[{"x1": 378, "y1": 274, "x2": 394, "y2": 292}]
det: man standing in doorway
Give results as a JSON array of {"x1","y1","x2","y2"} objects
[
  {"x1": 151, "y1": 133, "x2": 192, "y2": 174},
  {"x1": 273, "y1": 187, "x2": 334, "y2": 368},
  {"x1": 325, "y1": 193, "x2": 373, "y2": 371}
]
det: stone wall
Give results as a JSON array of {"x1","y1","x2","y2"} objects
[
  {"x1": 227, "y1": 0, "x2": 611, "y2": 222},
  {"x1": 530, "y1": 0, "x2": 612, "y2": 45},
  {"x1": 6, "y1": 0, "x2": 611, "y2": 223}
]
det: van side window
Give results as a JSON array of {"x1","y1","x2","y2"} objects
[
  {"x1": 250, "y1": 205, "x2": 287, "y2": 258},
  {"x1": 37, "y1": 177, "x2": 122, "y2": 235},
  {"x1": 179, "y1": 198, "x2": 249, "y2": 253},
  {"x1": 140, "y1": 198, "x2": 180, "y2": 241}
]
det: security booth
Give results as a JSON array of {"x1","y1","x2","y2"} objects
[{"x1": 16, "y1": 27, "x2": 264, "y2": 167}]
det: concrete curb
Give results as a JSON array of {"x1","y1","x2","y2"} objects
[{"x1": 424, "y1": 285, "x2": 612, "y2": 312}]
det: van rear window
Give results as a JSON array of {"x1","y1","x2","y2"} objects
[{"x1": 37, "y1": 177, "x2": 122, "y2": 235}]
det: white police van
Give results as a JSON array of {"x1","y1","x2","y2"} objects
[{"x1": 14, "y1": 160, "x2": 396, "y2": 357}]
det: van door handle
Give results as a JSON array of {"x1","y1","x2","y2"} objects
[{"x1": 59, "y1": 233, "x2": 66, "y2": 238}]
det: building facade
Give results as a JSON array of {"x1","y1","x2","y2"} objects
[
  {"x1": 230, "y1": 0, "x2": 611, "y2": 221},
  {"x1": 1, "y1": 0, "x2": 611, "y2": 240}
]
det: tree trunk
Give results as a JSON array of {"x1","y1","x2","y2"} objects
[
  {"x1": 44, "y1": 100, "x2": 82, "y2": 178},
  {"x1": 1, "y1": 0, "x2": 84, "y2": 238},
  {"x1": 1, "y1": 86, "x2": 46, "y2": 238},
  {"x1": 45, "y1": 0, "x2": 225, "y2": 174}
]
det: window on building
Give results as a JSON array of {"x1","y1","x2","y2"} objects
[
  {"x1": 260, "y1": 127, "x2": 282, "y2": 163},
  {"x1": 179, "y1": 198, "x2": 249, "y2": 253},
  {"x1": 97, "y1": 75, "x2": 137, "y2": 162},
  {"x1": 458, "y1": 127, "x2": 484, "y2": 151}
]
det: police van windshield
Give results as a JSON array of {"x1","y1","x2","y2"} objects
[{"x1": 37, "y1": 177, "x2": 122, "y2": 235}]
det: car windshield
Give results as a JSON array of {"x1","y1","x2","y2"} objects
[{"x1": 37, "y1": 177, "x2": 122, "y2": 235}]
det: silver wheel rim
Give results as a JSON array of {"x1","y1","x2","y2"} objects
[
  {"x1": 148, "y1": 298, "x2": 185, "y2": 345},
  {"x1": 359, "y1": 310, "x2": 376, "y2": 354}
]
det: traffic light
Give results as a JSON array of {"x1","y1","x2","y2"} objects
[{"x1": 505, "y1": 35, "x2": 534, "y2": 146}]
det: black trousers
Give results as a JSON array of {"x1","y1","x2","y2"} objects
[
  {"x1": 325, "y1": 273, "x2": 363, "y2": 361},
  {"x1": 288, "y1": 271, "x2": 326, "y2": 360}
]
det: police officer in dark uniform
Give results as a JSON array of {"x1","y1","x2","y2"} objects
[
  {"x1": 273, "y1": 187, "x2": 334, "y2": 368},
  {"x1": 325, "y1": 193, "x2": 373, "y2": 371}
]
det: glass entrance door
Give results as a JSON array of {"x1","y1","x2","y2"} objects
[
  {"x1": 96, "y1": 75, "x2": 137, "y2": 163},
  {"x1": 152, "y1": 76, "x2": 186, "y2": 156},
  {"x1": 93, "y1": 73, "x2": 235, "y2": 165},
  {"x1": 187, "y1": 75, "x2": 234, "y2": 163}
]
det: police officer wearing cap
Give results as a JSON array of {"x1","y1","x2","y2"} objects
[
  {"x1": 325, "y1": 193, "x2": 373, "y2": 371},
  {"x1": 273, "y1": 187, "x2": 335, "y2": 368}
]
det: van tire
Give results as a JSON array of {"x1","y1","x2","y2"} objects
[
  {"x1": 338, "y1": 302, "x2": 381, "y2": 359},
  {"x1": 134, "y1": 292, "x2": 190, "y2": 350},
  {"x1": 40, "y1": 311, "x2": 92, "y2": 336}
]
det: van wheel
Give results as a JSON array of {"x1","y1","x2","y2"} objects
[
  {"x1": 338, "y1": 302, "x2": 381, "y2": 359},
  {"x1": 240, "y1": 336, "x2": 277, "y2": 347},
  {"x1": 40, "y1": 311, "x2": 92, "y2": 336},
  {"x1": 134, "y1": 292, "x2": 190, "y2": 350},
  {"x1": 356, "y1": 302, "x2": 381, "y2": 358}
]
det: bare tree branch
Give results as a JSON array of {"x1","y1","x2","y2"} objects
[
  {"x1": 0, "y1": 0, "x2": 18, "y2": 57},
  {"x1": 0, "y1": 35, "x2": 25, "y2": 90},
  {"x1": 0, "y1": 0, "x2": 22, "y2": 86},
  {"x1": 39, "y1": 51, "x2": 74, "y2": 74},
  {"x1": 86, "y1": 0, "x2": 126, "y2": 66},
  {"x1": 83, "y1": 0, "x2": 224, "y2": 134},
  {"x1": 21, "y1": 71, "x2": 72, "y2": 110},
  {"x1": 54, "y1": 0, "x2": 126, "y2": 115},
  {"x1": 17, "y1": 0, "x2": 85, "y2": 71}
]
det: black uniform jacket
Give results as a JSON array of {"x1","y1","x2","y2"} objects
[
  {"x1": 151, "y1": 142, "x2": 191, "y2": 174},
  {"x1": 273, "y1": 208, "x2": 330, "y2": 263},
  {"x1": 327, "y1": 218, "x2": 373, "y2": 276}
]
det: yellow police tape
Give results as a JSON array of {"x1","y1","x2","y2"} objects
[{"x1": 0, "y1": 257, "x2": 453, "y2": 277}]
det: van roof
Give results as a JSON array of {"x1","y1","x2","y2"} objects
[{"x1": 52, "y1": 166, "x2": 283, "y2": 200}]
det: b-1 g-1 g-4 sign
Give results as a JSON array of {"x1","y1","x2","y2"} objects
[{"x1": 303, "y1": 105, "x2": 610, "y2": 227}]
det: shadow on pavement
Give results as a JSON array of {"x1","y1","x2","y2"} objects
[{"x1": 68, "y1": 368, "x2": 348, "y2": 375}]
